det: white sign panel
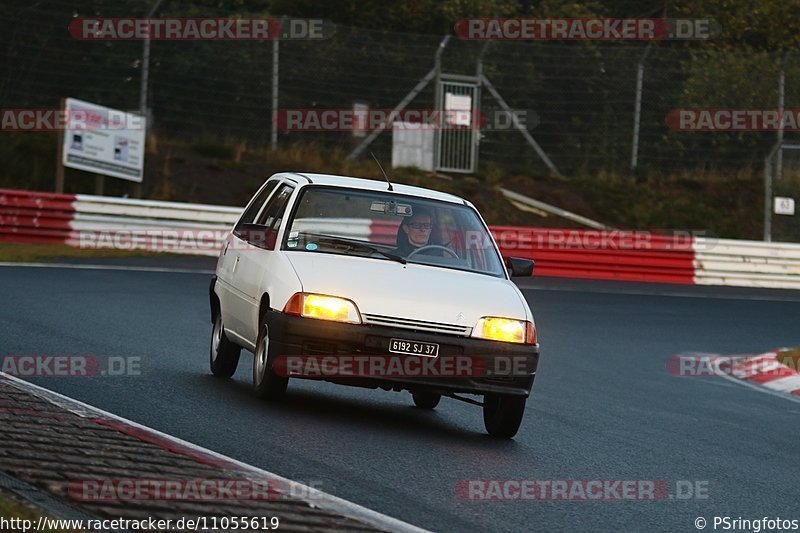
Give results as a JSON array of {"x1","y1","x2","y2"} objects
[
  {"x1": 62, "y1": 98, "x2": 146, "y2": 182},
  {"x1": 444, "y1": 92, "x2": 472, "y2": 127},
  {"x1": 774, "y1": 196, "x2": 796, "y2": 216},
  {"x1": 392, "y1": 121, "x2": 434, "y2": 171}
]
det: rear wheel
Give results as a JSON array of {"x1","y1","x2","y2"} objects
[
  {"x1": 210, "y1": 313, "x2": 240, "y2": 378},
  {"x1": 253, "y1": 322, "x2": 288, "y2": 400},
  {"x1": 483, "y1": 393, "x2": 526, "y2": 438},
  {"x1": 412, "y1": 391, "x2": 441, "y2": 409}
]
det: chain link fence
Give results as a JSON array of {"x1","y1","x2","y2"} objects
[{"x1": 2, "y1": 2, "x2": 800, "y2": 238}]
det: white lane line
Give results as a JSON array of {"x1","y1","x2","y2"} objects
[
  {"x1": 518, "y1": 283, "x2": 800, "y2": 302},
  {"x1": 761, "y1": 375, "x2": 800, "y2": 392},
  {"x1": 1, "y1": 372, "x2": 428, "y2": 533},
  {"x1": 0, "y1": 262, "x2": 214, "y2": 275}
]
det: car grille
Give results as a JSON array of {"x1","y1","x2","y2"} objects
[{"x1": 361, "y1": 313, "x2": 471, "y2": 337}]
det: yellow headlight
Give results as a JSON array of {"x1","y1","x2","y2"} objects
[
  {"x1": 297, "y1": 294, "x2": 361, "y2": 323},
  {"x1": 472, "y1": 317, "x2": 526, "y2": 344}
]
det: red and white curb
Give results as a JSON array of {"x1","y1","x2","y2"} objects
[
  {"x1": 712, "y1": 349, "x2": 800, "y2": 402},
  {"x1": 1, "y1": 372, "x2": 428, "y2": 533}
]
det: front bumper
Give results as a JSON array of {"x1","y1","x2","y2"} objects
[{"x1": 264, "y1": 310, "x2": 539, "y2": 397}]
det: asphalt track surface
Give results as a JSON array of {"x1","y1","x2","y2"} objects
[{"x1": 2, "y1": 259, "x2": 799, "y2": 532}]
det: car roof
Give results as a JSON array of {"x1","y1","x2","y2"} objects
[{"x1": 280, "y1": 172, "x2": 467, "y2": 205}]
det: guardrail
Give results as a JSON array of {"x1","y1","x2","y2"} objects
[
  {"x1": 3, "y1": 188, "x2": 800, "y2": 289},
  {"x1": 0, "y1": 189, "x2": 238, "y2": 255},
  {"x1": 489, "y1": 226, "x2": 696, "y2": 284},
  {"x1": 695, "y1": 238, "x2": 800, "y2": 289}
]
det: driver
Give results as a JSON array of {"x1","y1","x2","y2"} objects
[{"x1": 394, "y1": 207, "x2": 449, "y2": 257}]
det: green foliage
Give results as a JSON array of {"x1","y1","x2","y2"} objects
[
  {"x1": 0, "y1": 133, "x2": 57, "y2": 191},
  {"x1": 673, "y1": 0, "x2": 800, "y2": 51},
  {"x1": 267, "y1": 0, "x2": 520, "y2": 35},
  {"x1": 191, "y1": 140, "x2": 237, "y2": 160}
]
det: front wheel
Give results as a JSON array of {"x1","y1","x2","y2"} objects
[
  {"x1": 483, "y1": 394, "x2": 526, "y2": 438},
  {"x1": 253, "y1": 322, "x2": 288, "y2": 401},
  {"x1": 210, "y1": 313, "x2": 240, "y2": 378},
  {"x1": 412, "y1": 391, "x2": 441, "y2": 409}
]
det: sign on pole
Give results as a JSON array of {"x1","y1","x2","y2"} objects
[
  {"x1": 62, "y1": 98, "x2": 146, "y2": 183},
  {"x1": 774, "y1": 196, "x2": 796, "y2": 216}
]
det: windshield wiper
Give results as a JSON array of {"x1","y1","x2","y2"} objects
[{"x1": 299, "y1": 233, "x2": 407, "y2": 264}]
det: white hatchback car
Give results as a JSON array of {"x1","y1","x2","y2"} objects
[{"x1": 209, "y1": 173, "x2": 539, "y2": 438}]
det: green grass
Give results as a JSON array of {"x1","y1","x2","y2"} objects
[
  {"x1": 0, "y1": 243, "x2": 182, "y2": 263},
  {"x1": 0, "y1": 492, "x2": 81, "y2": 532},
  {"x1": 0, "y1": 494, "x2": 41, "y2": 520},
  {"x1": 776, "y1": 348, "x2": 800, "y2": 370}
]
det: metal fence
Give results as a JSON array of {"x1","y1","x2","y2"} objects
[{"x1": 2, "y1": 3, "x2": 800, "y2": 182}]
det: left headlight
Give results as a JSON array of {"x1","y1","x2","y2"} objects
[
  {"x1": 283, "y1": 292, "x2": 362, "y2": 324},
  {"x1": 472, "y1": 317, "x2": 536, "y2": 344}
]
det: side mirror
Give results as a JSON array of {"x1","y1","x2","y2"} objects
[
  {"x1": 506, "y1": 257, "x2": 534, "y2": 277},
  {"x1": 239, "y1": 223, "x2": 278, "y2": 250}
]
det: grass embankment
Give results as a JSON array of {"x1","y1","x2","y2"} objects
[
  {"x1": 0, "y1": 490, "x2": 81, "y2": 532},
  {"x1": 776, "y1": 348, "x2": 800, "y2": 369},
  {"x1": 1, "y1": 132, "x2": 770, "y2": 239},
  {"x1": 0, "y1": 243, "x2": 179, "y2": 263}
]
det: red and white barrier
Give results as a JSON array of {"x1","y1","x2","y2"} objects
[
  {"x1": 487, "y1": 226, "x2": 696, "y2": 284},
  {"x1": 694, "y1": 237, "x2": 800, "y2": 289},
  {"x1": 3, "y1": 188, "x2": 800, "y2": 289},
  {"x1": 0, "y1": 189, "x2": 238, "y2": 256},
  {"x1": 723, "y1": 351, "x2": 800, "y2": 397}
]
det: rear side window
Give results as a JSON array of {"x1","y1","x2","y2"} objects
[
  {"x1": 234, "y1": 180, "x2": 279, "y2": 237},
  {"x1": 256, "y1": 185, "x2": 294, "y2": 229}
]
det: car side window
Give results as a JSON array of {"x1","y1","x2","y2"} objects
[
  {"x1": 255, "y1": 185, "x2": 294, "y2": 229},
  {"x1": 234, "y1": 180, "x2": 279, "y2": 238}
]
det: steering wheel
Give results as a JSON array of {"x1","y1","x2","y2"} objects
[{"x1": 406, "y1": 244, "x2": 459, "y2": 260}]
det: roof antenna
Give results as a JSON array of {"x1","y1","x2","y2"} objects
[{"x1": 371, "y1": 152, "x2": 393, "y2": 191}]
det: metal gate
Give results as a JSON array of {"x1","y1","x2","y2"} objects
[{"x1": 435, "y1": 75, "x2": 480, "y2": 174}]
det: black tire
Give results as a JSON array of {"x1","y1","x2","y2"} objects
[
  {"x1": 412, "y1": 391, "x2": 441, "y2": 409},
  {"x1": 483, "y1": 394, "x2": 526, "y2": 439},
  {"x1": 253, "y1": 322, "x2": 288, "y2": 401},
  {"x1": 210, "y1": 312, "x2": 241, "y2": 378}
]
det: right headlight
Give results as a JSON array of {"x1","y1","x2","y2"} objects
[
  {"x1": 472, "y1": 317, "x2": 537, "y2": 344},
  {"x1": 283, "y1": 292, "x2": 362, "y2": 324}
]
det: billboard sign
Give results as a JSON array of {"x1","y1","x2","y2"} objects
[{"x1": 62, "y1": 98, "x2": 146, "y2": 182}]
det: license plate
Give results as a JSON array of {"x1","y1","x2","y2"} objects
[{"x1": 389, "y1": 338, "x2": 439, "y2": 357}]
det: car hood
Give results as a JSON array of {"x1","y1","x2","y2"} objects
[{"x1": 285, "y1": 252, "x2": 530, "y2": 328}]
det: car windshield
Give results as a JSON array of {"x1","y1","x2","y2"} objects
[{"x1": 283, "y1": 186, "x2": 506, "y2": 277}]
